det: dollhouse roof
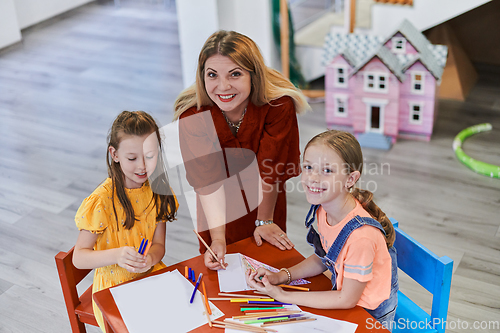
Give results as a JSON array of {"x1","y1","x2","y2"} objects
[
  {"x1": 338, "y1": 48, "x2": 358, "y2": 67},
  {"x1": 402, "y1": 52, "x2": 443, "y2": 80},
  {"x1": 384, "y1": 19, "x2": 446, "y2": 79},
  {"x1": 323, "y1": 20, "x2": 448, "y2": 80},
  {"x1": 351, "y1": 45, "x2": 405, "y2": 81},
  {"x1": 383, "y1": 19, "x2": 431, "y2": 54},
  {"x1": 323, "y1": 33, "x2": 384, "y2": 67}
]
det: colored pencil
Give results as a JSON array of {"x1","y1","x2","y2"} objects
[
  {"x1": 240, "y1": 304, "x2": 284, "y2": 308},
  {"x1": 209, "y1": 297, "x2": 274, "y2": 302},
  {"x1": 143, "y1": 241, "x2": 152, "y2": 256},
  {"x1": 201, "y1": 280, "x2": 211, "y2": 315},
  {"x1": 278, "y1": 284, "x2": 309, "y2": 291},
  {"x1": 184, "y1": 266, "x2": 189, "y2": 279},
  {"x1": 231, "y1": 298, "x2": 275, "y2": 302},
  {"x1": 190, "y1": 273, "x2": 203, "y2": 303},
  {"x1": 256, "y1": 313, "x2": 304, "y2": 320},
  {"x1": 219, "y1": 293, "x2": 269, "y2": 298},
  {"x1": 241, "y1": 307, "x2": 284, "y2": 312},
  {"x1": 212, "y1": 323, "x2": 267, "y2": 333},
  {"x1": 247, "y1": 301, "x2": 292, "y2": 305},
  {"x1": 232, "y1": 311, "x2": 300, "y2": 319},
  {"x1": 261, "y1": 317, "x2": 316, "y2": 327},
  {"x1": 221, "y1": 320, "x2": 278, "y2": 333},
  {"x1": 213, "y1": 320, "x2": 275, "y2": 333},
  {"x1": 244, "y1": 317, "x2": 288, "y2": 324},
  {"x1": 201, "y1": 289, "x2": 212, "y2": 327},
  {"x1": 193, "y1": 229, "x2": 226, "y2": 269}
]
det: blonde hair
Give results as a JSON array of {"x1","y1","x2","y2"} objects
[
  {"x1": 305, "y1": 130, "x2": 395, "y2": 248},
  {"x1": 173, "y1": 30, "x2": 310, "y2": 120}
]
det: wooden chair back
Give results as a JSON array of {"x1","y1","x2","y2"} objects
[
  {"x1": 55, "y1": 247, "x2": 98, "y2": 333},
  {"x1": 391, "y1": 218, "x2": 453, "y2": 333}
]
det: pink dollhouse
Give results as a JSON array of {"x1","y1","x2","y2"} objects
[{"x1": 324, "y1": 20, "x2": 448, "y2": 149}]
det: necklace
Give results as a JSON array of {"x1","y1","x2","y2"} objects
[{"x1": 222, "y1": 107, "x2": 246, "y2": 133}]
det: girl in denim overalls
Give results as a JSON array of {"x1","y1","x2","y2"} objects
[{"x1": 246, "y1": 130, "x2": 398, "y2": 331}]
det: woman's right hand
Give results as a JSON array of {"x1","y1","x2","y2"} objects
[
  {"x1": 204, "y1": 239, "x2": 227, "y2": 270},
  {"x1": 116, "y1": 246, "x2": 147, "y2": 273}
]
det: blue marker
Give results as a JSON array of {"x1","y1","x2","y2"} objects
[
  {"x1": 138, "y1": 238, "x2": 145, "y2": 253},
  {"x1": 189, "y1": 273, "x2": 203, "y2": 303},
  {"x1": 140, "y1": 239, "x2": 148, "y2": 255}
]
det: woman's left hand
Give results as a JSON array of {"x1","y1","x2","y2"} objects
[
  {"x1": 254, "y1": 223, "x2": 294, "y2": 250},
  {"x1": 245, "y1": 269, "x2": 283, "y2": 300}
]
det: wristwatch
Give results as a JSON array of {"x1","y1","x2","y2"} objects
[{"x1": 255, "y1": 219, "x2": 274, "y2": 227}]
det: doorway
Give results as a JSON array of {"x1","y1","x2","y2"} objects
[{"x1": 371, "y1": 106, "x2": 380, "y2": 130}]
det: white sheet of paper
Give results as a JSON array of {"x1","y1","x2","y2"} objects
[
  {"x1": 110, "y1": 269, "x2": 223, "y2": 333},
  {"x1": 218, "y1": 253, "x2": 252, "y2": 292},
  {"x1": 224, "y1": 310, "x2": 358, "y2": 333}
]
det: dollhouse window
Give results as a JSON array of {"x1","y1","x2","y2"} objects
[
  {"x1": 409, "y1": 102, "x2": 423, "y2": 124},
  {"x1": 334, "y1": 94, "x2": 348, "y2": 117},
  {"x1": 391, "y1": 37, "x2": 406, "y2": 54},
  {"x1": 411, "y1": 72, "x2": 425, "y2": 94},
  {"x1": 367, "y1": 75, "x2": 375, "y2": 88},
  {"x1": 379, "y1": 76, "x2": 386, "y2": 90},
  {"x1": 364, "y1": 73, "x2": 388, "y2": 93},
  {"x1": 334, "y1": 66, "x2": 348, "y2": 88}
]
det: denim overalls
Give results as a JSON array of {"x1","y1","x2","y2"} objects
[{"x1": 305, "y1": 204, "x2": 399, "y2": 331}]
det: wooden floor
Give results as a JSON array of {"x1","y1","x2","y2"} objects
[{"x1": 0, "y1": 2, "x2": 499, "y2": 332}]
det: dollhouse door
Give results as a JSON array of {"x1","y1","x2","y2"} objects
[
  {"x1": 367, "y1": 105, "x2": 383, "y2": 134},
  {"x1": 371, "y1": 106, "x2": 381, "y2": 131},
  {"x1": 362, "y1": 98, "x2": 386, "y2": 134}
]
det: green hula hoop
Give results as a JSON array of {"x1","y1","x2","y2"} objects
[{"x1": 452, "y1": 123, "x2": 500, "y2": 179}]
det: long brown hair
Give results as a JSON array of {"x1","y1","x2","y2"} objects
[
  {"x1": 305, "y1": 130, "x2": 395, "y2": 248},
  {"x1": 107, "y1": 111, "x2": 177, "y2": 229},
  {"x1": 173, "y1": 30, "x2": 310, "y2": 119}
]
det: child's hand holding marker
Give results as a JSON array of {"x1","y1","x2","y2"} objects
[
  {"x1": 116, "y1": 246, "x2": 147, "y2": 273},
  {"x1": 117, "y1": 238, "x2": 153, "y2": 273}
]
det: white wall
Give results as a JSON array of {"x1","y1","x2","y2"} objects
[
  {"x1": 176, "y1": 0, "x2": 277, "y2": 88},
  {"x1": 14, "y1": 0, "x2": 94, "y2": 29},
  {"x1": 217, "y1": 0, "x2": 275, "y2": 70},
  {"x1": 176, "y1": 0, "x2": 219, "y2": 89},
  {"x1": 370, "y1": 0, "x2": 491, "y2": 37},
  {"x1": 0, "y1": 0, "x2": 94, "y2": 50},
  {"x1": 0, "y1": 0, "x2": 22, "y2": 49}
]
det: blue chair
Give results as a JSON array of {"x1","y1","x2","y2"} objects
[{"x1": 391, "y1": 218, "x2": 453, "y2": 333}]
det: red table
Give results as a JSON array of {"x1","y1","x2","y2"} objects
[{"x1": 94, "y1": 237, "x2": 388, "y2": 332}]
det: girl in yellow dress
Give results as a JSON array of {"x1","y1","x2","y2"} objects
[{"x1": 72, "y1": 111, "x2": 177, "y2": 332}]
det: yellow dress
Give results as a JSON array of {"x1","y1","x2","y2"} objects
[{"x1": 75, "y1": 178, "x2": 172, "y2": 332}]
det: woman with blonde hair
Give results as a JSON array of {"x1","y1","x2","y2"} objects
[{"x1": 175, "y1": 30, "x2": 310, "y2": 270}]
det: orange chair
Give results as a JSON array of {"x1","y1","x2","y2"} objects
[{"x1": 55, "y1": 247, "x2": 112, "y2": 333}]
